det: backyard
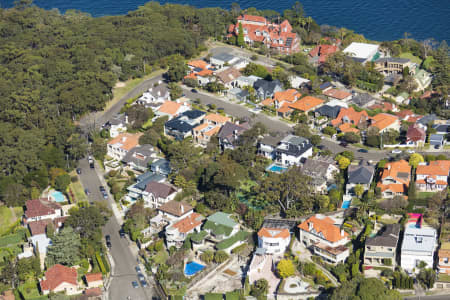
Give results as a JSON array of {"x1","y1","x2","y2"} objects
[{"x1": 399, "y1": 52, "x2": 422, "y2": 64}]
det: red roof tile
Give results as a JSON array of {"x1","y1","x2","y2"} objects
[
  {"x1": 298, "y1": 215, "x2": 348, "y2": 243},
  {"x1": 40, "y1": 264, "x2": 77, "y2": 292},
  {"x1": 258, "y1": 227, "x2": 290, "y2": 239},
  {"x1": 25, "y1": 198, "x2": 61, "y2": 219},
  {"x1": 85, "y1": 273, "x2": 102, "y2": 283},
  {"x1": 172, "y1": 213, "x2": 204, "y2": 234}
]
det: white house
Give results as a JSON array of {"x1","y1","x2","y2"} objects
[
  {"x1": 210, "y1": 52, "x2": 239, "y2": 69},
  {"x1": 401, "y1": 227, "x2": 437, "y2": 273},
  {"x1": 343, "y1": 42, "x2": 380, "y2": 64},
  {"x1": 416, "y1": 160, "x2": 450, "y2": 191},
  {"x1": 108, "y1": 114, "x2": 128, "y2": 138},
  {"x1": 136, "y1": 84, "x2": 170, "y2": 106},
  {"x1": 24, "y1": 199, "x2": 63, "y2": 223},
  {"x1": 257, "y1": 227, "x2": 290, "y2": 255},
  {"x1": 298, "y1": 214, "x2": 350, "y2": 263},
  {"x1": 142, "y1": 181, "x2": 178, "y2": 209},
  {"x1": 165, "y1": 213, "x2": 204, "y2": 248},
  {"x1": 275, "y1": 135, "x2": 313, "y2": 166},
  {"x1": 107, "y1": 132, "x2": 142, "y2": 161},
  {"x1": 236, "y1": 75, "x2": 261, "y2": 89},
  {"x1": 289, "y1": 75, "x2": 310, "y2": 89}
]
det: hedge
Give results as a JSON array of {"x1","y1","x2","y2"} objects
[
  {"x1": 204, "y1": 293, "x2": 223, "y2": 300},
  {"x1": 95, "y1": 252, "x2": 110, "y2": 274},
  {"x1": 225, "y1": 291, "x2": 239, "y2": 300},
  {"x1": 0, "y1": 229, "x2": 27, "y2": 247},
  {"x1": 216, "y1": 231, "x2": 249, "y2": 251},
  {"x1": 231, "y1": 244, "x2": 247, "y2": 254}
]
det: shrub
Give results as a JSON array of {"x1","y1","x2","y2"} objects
[
  {"x1": 70, "y1": 176, "x2": 78, "y2": 183},
  {"x1": 214, "y1": 250, "x2": 229, "y2": 264}
]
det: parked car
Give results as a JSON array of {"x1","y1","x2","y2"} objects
[
  {"x1": 339, "y1": 142, "x2": 348, "y2": 147},
  {"x1": 99, "y1": 186, "x2": 106, "y2": 192},
  {"x1": 135, "y1": 266, "x2": 142, "y2": 274},
  {"x1": 119, "y1": 229, "x2": 126, "y2": 238},
  {"x1": 138, "y1": 274, "x2": 145, "y2": 281},
  {"x1": 140, "y1": 280, "x2": 148, "y2": 288},
  {"x1": 406, "y1": 149, "x2": 415, "y2": 154},
  {"x1": 90, "y1": 163, "x2": 95, "y2": 169},
  {"x1": 131, "y1": 281, "x2": 139, "y2": 289},
  {"x1": 191, "y1": 89, "x2": 198, "y2": 93},
  {"x1": 391, "y1": 149, "x2": 402, "y2": 154},
  {"x1": 102, "y1": 191, "x2": 108, "y2": 199},
  {"x1": 358, "y1": 149, "x2": 368, "y2": 153},
  {"x1": 76, "y1": 168, "x2": 82, "y2": 174},
  {"x1": 84, "y1": 188, "x2": 90, "y2": 195},
  {"x1": 105, "y1": 235, "x2": 112, "y2": 248}
]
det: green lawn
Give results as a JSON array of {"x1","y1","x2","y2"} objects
[
  {"x1": 399, "y1": 52, "x2": 422, "y2": 64},
  {"x1": 438, "y1": 273, "x2": 450, "y2": 283},
  {"x1": 18, "y1": 280, "x2": 44, "y2": 300},
  {"x1": 68, "y1": 180, "x2": 87, "y2": 203},
  {"x1": 417, "y1": 191, "x2": 436, "y2": 199},
  {"x1": 153, "y1": 249, "x2": 169, "y2": 265}
]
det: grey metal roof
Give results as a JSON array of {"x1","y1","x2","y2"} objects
[
  {"x1": 375, "y1": 57, "x2": 410, "y2": 64},
  {"x1": 301, "y1": 158, "x2": 336, "y2": 179},
  {"x1": 319, "y1": 82, "x2": 332, "y2": 90},
  {"x1": 401, "y1": 227, "x2": 436, "y2": 252},
  {"x1": 315, "y1": 105, "x2": 341, "y2": 119},
  {"x1": 366, "y1": 224, "x2": 400, "y2": 247},
  {"x1": 254, "y1": 79, "x2": 282, "y2": 94},
  {"x1": 276, "y1": 135, "x2": 312, "y2": 157},
  {"x1": 259, "y1": 134, "x2": 284, "y2": 147},
  {"x1": 347, "y1": 163, "x2": 375, "y2": 184},
  {"x1": 262, "y1": 219, "x2": 297, "y2": 231},
  {"x1": 430, "y1": 134, "x2": 444, "y2": 144},
  {"x1": 433, "y1": 124, "x2": 450, "y2": 133},
  {"x1": 217, "y1": 122, "x2": 250, "y2": 142},
  {"x1": 182, "y1": 110, "x2": 206, "y2": 119},
  {"x1": 121, "y1": 144, "x2": 156, "y2": 168},
  {"x1": 352, "y1": 93, "x2": 376, "y2": 107},
  {"x1": 134, "y1": 172, "x2": 166, "y2": 190},
  {"x1": 417, "y1": 114, "x2": 437, "y2": 125},
  {"x1": 211, "y1": 52, "x2": 235, "y2": 63}
]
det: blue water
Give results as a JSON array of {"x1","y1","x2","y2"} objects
[
  {"x1": 1, "y1": 0, "x2": 448, "y2": 42},
  {"x1": 184, "y1": 261, "x2": 205, "y2": 276},
  {"x1": 408, "y1": 223, "x2": 420, "y2": 229},
  {"x1": 51, "y1": 191, "x2": 65, "y2": 203},
  {"x1": 341, "y1": 200, "x2": 351, "y2": 209},
  {"x1": 267, "y1": 164, "x2": 288, "y2": 173}
]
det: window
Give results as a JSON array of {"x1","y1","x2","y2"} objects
[
  {"x1": 444, "y1": 257, "x2": 449, "y2": 264},
  {"x1": 388, "y1": 248, "x2": 393, "y2": 251}
]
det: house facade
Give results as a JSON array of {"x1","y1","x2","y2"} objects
[
  {"x1": 257, "y1": 227, "x2": 290, "y2": 255},
  {"x1": 406, "y1": 123, "x2": 426, "y2": 147},
  {"x1": 298, "y1": 215, "x2": 350, "y2": 263},
  {"x1": 40, "y1": 264, "x2": 79, "y2": 295},
  {"x1": 217, "y1": 121, "x2": 251, "y2": 150},
  {"x1": 416, "y1": 160, "x2": 450, "y2": 191},
  {"x1": 254, "y1": 79, "x2": 283, "y2": 100},
  {"x1": 438, "y1": 248, "x2": 450, "y2": 275},
  {"x1": 136, "y1": 84, "x2": 170, "y2": 107},
  {"x1": 346, "y1": 161, "x2": 375, "y2": 196},
  {"x1": 401, "y1": 227, "x2": 437, "y2": 273},
  {"x1": 374, "y1": 57, "x2": 415, "y2": 75},
  {"x1": 142, "y1": 181, "x2": 178, "y2": 208},
  {"x1": 107, "y1": 133, "x2": 142, "y2": 161},
  {"x1": 364, "y1": 224, "x2": 400, "y2": 269},
  {"x1": 24, "y1": 199, "x2": 63, "y2": 223},
  {"x1": 165, "y1": 213, "x2": 204, "y2": 248},
  {"x1": 274, "y1": 135, "x2": 313, "y2": 166}
]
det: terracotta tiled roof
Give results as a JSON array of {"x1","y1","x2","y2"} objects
[
  {"x1": 204, "y1": 113, "x2": 230, "y2": 124},
  {"x1": 258, "y1": 227, "x2": 290, "y2": 239},
  {"x1": 380, "y1": 160, "x2": 411, "y2": 185},
  {"x1": 158, "y1": 200, "x2": 193, "y2": 217},
  {"x1": 158, "y1": 101, "x2": 182, "y2": 116},
  {"x1": 416, "y1": 160, "x2": 450, "y2": 176},
  {"x1": 309, "y1": 44, "x2": 339, "y2": 63},
  {"x1": 370, "y1": 113, "x2": 399, "y2": 131},
  {"x1": 323, "y1": 88, "x2": 351, "y2": 100},
  {"x1": 172, "y1": 213, "x2": 204, "y2": 234},
  {"x1": 40, "y1": 264, "x2": 77, "y2": 292},
  {"x1": 107, "y1": 132, "x2": 142, "y2": 151},
  {"x1": 377, "y1": 183, "x2": 407, "y2": 193},
  {"x1": 406, "y1": 124, "x2": 426, "y2": 142},
  {"x1": 25, "y1": 198, "x2": 61, "y2": 219},
  {"x1": 84, "y1": 287, "x2": 102, "y2": 297},
  {"x1": 28, "y1": 217, "x2": 67, "y2": 236},
  {"x1": 439, "y1": 249, "x2": 450, "y2": 261},
  {"x1": 395, "y1": 109, "x2": 422, "y2": 122},
  {"x1": 273, "y1": 89, "x2": 301, "y2": 103},
  {"x1": 339, "y1": 123, "x2": 360, "y2": 133},
  {"x1": 277, "y1": 103, "x2": 292, "y2": 113},
  {"x1": 331, "y1": 107, "x2": 368, "y2": 127},
  {"x1": 416, "y1": 179, "x2": 448, "y2": 185},
  {"x1": 298, "y1": 215, "x2": 348, "y2": 243},
  {"x1": 188, "y1": 60, "x2": 209, "y2": 69},
  {"x1": 216, "y1": 68, "x2": 241, "y2": 84},
  {"x1": 197, "y1": 69, "x2": 213, "y2": 77},
  {"x1": 261, "y1": 98, "x2": 275, "y2": 106},
  {"x1": 369, "y1": 102, "x2": 395, "y2": 111},
  {"x1": 288, "y1": 96, "x2": 324, "y2": 112},
  {"x1": 193, "y1": 123, "x2": 209, "y2": 132},
  {"x1": 85, "y1": 273, "x2": 102, "y2": 283},
  {"x1": 237, "y1": 14, "x2": 267, "y2": 24}
]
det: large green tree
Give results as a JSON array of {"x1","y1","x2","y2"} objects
[{"x1": 46, "y1": 227, "x2": 81, "y2": 266}]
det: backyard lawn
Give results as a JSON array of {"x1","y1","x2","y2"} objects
[
  {"x1": 399, "y1": 52, "x2": 422, "y2": 64},
  {"x1": 417, "y1": 191, "x2": 436, "y2": 199},
  {"x1": 68, "y1": 179, "x2": 87, "y2": 203},
  {"x1": 0, "y1": 206, "x2": 20, "y2": 235}
]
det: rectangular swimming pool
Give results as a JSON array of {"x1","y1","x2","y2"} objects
[
  {"x1": 184, "y1": 261, "x2": 205, "y2": 276},
  {"x1": 341, "y1": 200, "x2": 351, "y2": 209},
  {"x1": 266, "y1": 164, "x2": 288, "y2": 173}
]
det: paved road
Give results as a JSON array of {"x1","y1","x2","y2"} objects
[
  {"x1": 405, "y1": 295, "x2": 450, "y2": 300},
  {"x1": 77, "y1": 158, "x2": 155, "y2": 300}
]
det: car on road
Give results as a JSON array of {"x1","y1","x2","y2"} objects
[
  {"x1": 76, "y1": 168, "x2": 82, "y2": 174},
  {"x1": 105, "y1": 235, "x2": 111, "y2": 248},
  {"x1": 84, "y1": 188, "x2": 90, "y2": 195},
  {"x1": 102, "y1": 191, "x2": 108, "y2": 199},
  {"x1": 119, "y1": 229, "x2": 126, "y2": 238},
  {"x1": 89, "y1": 163, "x2": 95, "y2": 169},
  {"x1": 391, "y1": 149, "x2": 402, "y2": 154},
  {"x1": 140, "y1": 280, "x2": 148, "y2": 288},
  {"x1": 131, "y1": 281, "x2": 139, "y2": 289},
  {"x1": 138, "y1": 274, "x2": 145, "y2": 281},
  {"x1": 191, "y1": 88, "x2": 198, "y2": 93},
  {"x1": 99, "y1": 186, "x2": 105, "y2": 192},
  {"x1": 406, "y1": 149, "x2": 415, "y2": 154},
  {"x1": 339, "y1": 142, "x2": 348, "y2": 147},
  {"x1": 358, "y1": 149, "x2": 368, "y2": 153},
  {"x1": 135, "y1": 266, "x2": 142, "y2": 274}
]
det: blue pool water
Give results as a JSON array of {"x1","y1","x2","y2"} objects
[
  {"x1": 408, "y1": 223, "x2": 420, "y2": 229},
  {"x1": 267, "y1": 164, "x2": 288, "y2": 173},
  {"x1": 184, "y1": 261, "x2": 205, "y2": 276},
  {"x1": 341, "y1": 200, "x2": 351, "y2": 209},
  {"x1": 51, "y1": 191, "x2": 65, "y2": 203}
]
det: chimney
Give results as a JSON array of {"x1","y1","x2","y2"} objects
[
  {"x1": 122, "y1": 137, "x2": 127, "y2": 143},
  {"x1": 125, "y1": 115, "x2": 128, "y2": 124},
  {"x1": 180, "y1": 204, "x2": 184, "y2": 214},
  {"x1": 308, "y1": 222, "x2": 313, "y2": 230},
  {"x1": 341, "y1": 229, "x2": 345, "y2": 237}
]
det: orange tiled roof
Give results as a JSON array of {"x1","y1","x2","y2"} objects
[
  {"x1": 309, "y1": 44, "x2": 339, "y2": 63},
  {"x1": 288, "y1": 96, "x2": 324, "y2": 112},
  {"x1": 237, "y1": 14, "x2": 267, "y2": 24},
  {"x1": 277, "y1": 103, "x2": 293, "y2": 113},
  {"x1": 370, "y1": 113, "x2": 399, "y2": 131},
  {"x1": 188, "y1": 60, "x2": 209, "y2": 69},
  {"x1": 261, "y1": 98, "x2": 275, "y2": 106},
  {"x1": 416, "y1": 160, "x2": 450, "y2": 176},
  {"x1": 377, "y1": 183, "x2": 407, "y2": 194},
  {"x1": 197, "y1": 69, "x2": 213, "y2": 77},
  {"x1": 369, "y1": 102, "x2": 395, "y2": 112},
  {"x1": 107, "y1": 132, "x2": 142, "y2": 151},
  {"x1": 258, "y1": 227, "x2": 290, "y2": 239},
  {"x1": 193, "y1": 123, "x2": 209, "y2": 132},
  {"x1": 298, "y1": 215, "x2": 348, "y2": 243},
  {"x1": 40, "y1": 264, "x2": 77, "y2": 292},
  {"x1": 380, "y1": 160, "x2": 411, "y2": 185},
  {"x1": 323, "y1": 88, "x2": 351, "y2": 100},
  {"x1": 204, "y1": 113, "x2": 230, "y2": 124},
  {"x1": 339, "y1": 123, "x2": 360, "y2": 133},
  {"x1": 331, "y1": 107, "x2": 368, "y2": 127},
  {"x1": 184, "y1": 73, "x2": 197, "y2": 80},
  {"x1": 274, "y1": 89, "x2": 301, "y2": 103},
  {"x1": 85, "y1": 273, "x2": 102, "y2": 283},
  {"x1": 172, "y1": 213, "x2": 203, "y2": 234},
  {"x1": 158, "y1": 101, "x2": 182, "y2": 116}
]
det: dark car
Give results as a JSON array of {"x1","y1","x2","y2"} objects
[
  {"x1": 358, "y1": 149, "x2": 368, "y2": 153},
  {"x1": 90, "y1": 163, "x2": 95, "y2": 169},
  {"x1": 140, "y1": 280, "x2": 148, "y2": 288},
  {"x1": 191, "y1": 88, "x2": 198, "y2": 93},
  {"x1": 105, "y1": 235, "x2": 112, "y2": 248},
  {"x1": 131, "y1": 281, "x2": 139, "y2": 289},
  {"x1": 84, "y1": 188, "x2": 90, "y2": 195},
  {"x1": 119, "y1": 229, "x2": 126, "y2": 238},
  {"x1": 135, "y1": 266, "x2": 142, "y2": 274},
  {"x1": 76, "y1": 168, "x2": 82, "y2": 174},
  {"x1": 339, "y1": 142, "x2": 348, "y2": 147},
  {"x1": 317, "y1": 145, "x2": 325, "y2": 150},
  {"x1": 99, "y1": 186, "x2": 105, "y2": 192}
]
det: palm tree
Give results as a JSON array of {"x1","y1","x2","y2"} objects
[{"x1": 306, "y1": 16, "x2": 313, "y2": 32}]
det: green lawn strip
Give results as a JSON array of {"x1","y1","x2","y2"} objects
[
  {"x1": 69, "y1": 180, "x2": 87, "y2": 203},
  {"x1": 225, "y1": 292, "x2": 239, "y2": 300},
  {"x1": 216, "y1": 231, "x2": 249, "y2": 251},
  {"x1": 417, "y1": 191, "x2": 436, "y2": 199},
  {"x1": 204, "y1": 293, "x2": 223, "y2": 300},
  {"x1": 399, "y1": 52, "x2": 422, "y2": 64},
  {"x1": 0, "y1": 229, "x2": 27, "y2": 247},
  {"x1": 0, "y1": 206, "x2": 13, "y2": 235},
  {"x1": 18, "y1": 280, "x2": 43, "y2": 300},
  {"x1": 438, "y1": 273, "x2": 450, "y2": 282}
]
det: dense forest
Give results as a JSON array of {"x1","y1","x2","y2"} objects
[{"x1": 0, "y1": 1, "x2": 232, "y2": 206}]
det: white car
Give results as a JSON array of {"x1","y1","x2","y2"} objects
[
  {"x1": 391, "y1": 149, "x2": 402, "y2": 154},
  {"x1": 406, "y1": 149, "x2": 415, "y2": 154}
]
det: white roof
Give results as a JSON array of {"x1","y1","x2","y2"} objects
[
  {"x1": 401, "y1": 227, "x2": 436, "y2": 253},
  {"x1": 343, "y1": 42, "x2": 379, "y2": 60},
  {"x1": 327, "y1": 100, "x2": 348, "y2": 108}
]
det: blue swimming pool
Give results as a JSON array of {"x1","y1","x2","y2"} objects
[
  {"x1": 184, "y1": 261, "x2": 205, "y2": 276},
  {"x1": 408, "y1": 223, "x2": 420, "y2": 229},
  {"x1": 341, "y1": 200, "x2": 351, "y2": 209},
  {"x1": 267, "y1": 164, "x2": 288, "y2": 173},
  {"x1": 51, "y1": 191, "x2": 65, "y2": 203}
]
